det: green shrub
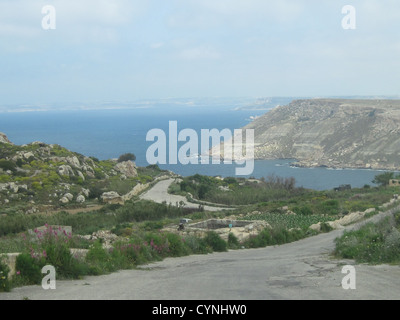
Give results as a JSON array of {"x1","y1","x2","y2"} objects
[
  {"x1": 118, "y1": 153, "x2": 136, "y2": 163},
  {"x1": 85, "y1": 241, "x2": 114, "y2": 275},
  {"x1": 20, "y1": 225, "x2": 88, "y2": 280},
  {"x1": 203, "y1": 232, "x2": 227, "y2": 252},
  {"x1": 142, "y1": 221, "x2": 164, "y2": 231},
  {"x1": 15, "y1": 253, "x2": 43, "y2": 285},
  {"x1": 165, "y1": 233, "x2": 190, "y2": 257},
  {"x1": 316, "y1": 199, "x2": 340, "y2": 215},
  {"x1": 334, "y1": 215, "x2": 400, "y2": 264},
  {"x1": 183, "y1": 235, "x2": 210, "y2": 254},
  {"x1": 228, "y1": 233, "x2": 240, "y2": 249},
  {"x1": 292, "y1": 205, "x2": 313, "y2": 215},
  {"x1": 0, "y1": 160, "x2": 16, "y2": 173},
  {"x1": 244, "y1": 227, "x2": 306, "y2": 249},
  {"x1": 0, "y1": 256, "x2": 11, "y2": 292},
  {"x1": 320, "y1": 222, "x2": 333, "y2": 233}
]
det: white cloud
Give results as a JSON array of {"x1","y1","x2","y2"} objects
[
  {"x1": 151, "y1": 42, "x2": 165, "y2": 49},
  {"x1": 169, "y1": 0, "x2": 305, "y2": 27},
  {"x1": 0, "y1": 23, "x2": 40, "y2": 38},
  {"x1": 0, "y1": 0, "x2": 147, "y2": 44},
  {"x1": 179, "y1": 46, "x2": 221, "y2": 60}
]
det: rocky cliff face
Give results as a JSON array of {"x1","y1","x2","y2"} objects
[
  {"x1": 244, "y1": 99, "x2": 400, "y2": 170},
  {"x1": 0, "y1": 132, "x2": 12, "y2": 144}
]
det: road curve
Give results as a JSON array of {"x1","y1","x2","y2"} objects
[
  {"x1": 139, "y1": 178, "x2": 234, "y2": 212},
  {"x1": 2, "y1": 210, "x2": 400, "y2": 300}
]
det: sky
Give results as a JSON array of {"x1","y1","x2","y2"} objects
[{"x1": 0, "y1": 0, "x2": 400, "y2": 106}]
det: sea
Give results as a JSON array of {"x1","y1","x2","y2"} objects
[{"x1": 0, "y1": 98, "x2": 388, "y2": 191}]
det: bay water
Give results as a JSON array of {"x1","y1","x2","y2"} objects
[{"x1": 0, "y1": 103, "x2": 385, "y2": 190}]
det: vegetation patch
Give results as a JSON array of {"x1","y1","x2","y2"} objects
[{"x1": 334, "y1": 213, "x2": 400, "y2": 265}]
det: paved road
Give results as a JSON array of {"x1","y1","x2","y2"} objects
[
  {"x1": 2, "y1": 210, "x2": 400, "y2": 300},
  {"x1": 140, "y1": 178, "x2": 234, "y2": 212}
]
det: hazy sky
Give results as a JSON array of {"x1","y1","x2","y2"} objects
[{"x1": 0, "y1": 0, "x2": 399, "y2": 105}]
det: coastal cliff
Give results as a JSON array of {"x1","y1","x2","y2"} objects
[{"x1": 243, "y1": 99, "x2": 400, "y2": 170}]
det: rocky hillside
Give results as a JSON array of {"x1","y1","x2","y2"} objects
[
  {"x1": 0, "y1": 133, "x2": 167, "y2": 214},
  {"x1": 242, "y1": 99, "x2": 400, "y2": 170}
]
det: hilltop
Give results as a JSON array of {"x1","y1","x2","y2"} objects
[
  {"x1": 242, "y1": 99, "x2": 400, "y2": 170},
  {"x1": 0, "y1": 133, "x2": 169, "y2": 215}
]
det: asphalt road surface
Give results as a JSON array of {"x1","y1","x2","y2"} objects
[
  {"x1": 140, "y1": 178, "x2": 234, "y2": 212},
  {"x1": 2, "y1": 209, "x2": 400, "y2": 300}
]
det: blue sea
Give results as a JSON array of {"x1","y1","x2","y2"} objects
[{"x1": 0, "y1": 102, "x2": 386, "y2": 191}]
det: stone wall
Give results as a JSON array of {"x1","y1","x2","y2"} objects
[{"x1": 163, "y1": 219, "x2": 271, "y2": 243}]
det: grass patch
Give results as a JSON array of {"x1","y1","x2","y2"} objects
[
  {"x1": 334, "y1": 213, "x2": 400, "y2": 264},
  {"x1": 242, "y1": 213, "x2": 339, "y2": 231}
]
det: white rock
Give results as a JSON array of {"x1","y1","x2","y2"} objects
[
  {"x1": 364, "y1": 208, "x2": 376, "y2": 214},
  {"x1": 101, "y1": 191, "x2": 120, "y2": 201},
  {"x1": 63, "y1": 193, "x2": 74, "y2": 201},
  {"x1": 77, "y1": 170, "x2": 85, "y2": 181},
  {"x1": 67, "y1": 156, "x2": 81, "y2": 168},
  {"x1": 60, "y1": 197, "x2": 69, "y2": 204},
  {"x1": 81, "y1": 188, "x2": 90, "y2": 198},
  {"x1": 309, "y1": 222, "x2": 321, "y2": 232},
  {"x1": 23, "y1": 152, "x2": 35, "y2": 160},
  {"x1": 114, "y1": 161, "x2": 137, "y2": 178},
  {"x1": 76, "y1": 195, "x2": 85, "y2": 203},
  {"x1": 0, "y1": 132, "x2": 12, "y2": 144},
  {"x1": 58, "y1": 165, "x2": 75, "y2": 177}
]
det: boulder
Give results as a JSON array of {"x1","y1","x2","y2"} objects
[
  {"x1": 309, "y1": 222, "x2": 321, "y2": 232},
  {"x1": 337, "y1": 211, "x2": 365, "y2": 226},
  {"x1": 66, "y1": 156, "x2": 81, "y2": 168},
  {"x1": 114, "y1": 161, "x2": 137, "y2": 178},
  {"x1": 23, "y1": 152, "x2": 35, "y2": 160},
  {"x1": 58, "y1": 165, "x2": 75, "y2": 177},
  {"x1": 63, "y1": 193, "x2": 74, "y2": 201},
  {"x1": 101, "y1": 191, "x2": 123, "y2": 204},
  {"x1": 326, "y1": 221, "x2": 344, "y2": 230},
  {"x1": 8, "y1": 182, "x2": 19, "y2": 193},
  {"x1": 76, "y1": 195, "x2": 85, "y2": 203},
  {"x1": 80, "y1": 188, "x2": 90, "y2": 198},
  {"x1": 60, "y1": 197, "x2": 69, "y2": 204}
]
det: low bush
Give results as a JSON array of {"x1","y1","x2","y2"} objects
[
  {"x1": 334, "y1": 215, "x2": 400, "y2": 264},
  {"x1": 244, "y1": 227, "x2": 306, "y2": 249},
  {"x1": 15, "y1": 225, "x2": 90, "y2": 283},
  {"x1": 203, "y1": 232, "x2": 227, "y2": 252},
  {"x1": 0, "y1": 256, "x2": 11, "y2": 292},
  {"x1": 228, "y1": 233, "x2": 240, "y2": 249},
  {"x1": 15, "y1": 253, "x2": 43, "y2": 286},
  {"x1": 0, "y1": 160, "x2": 16, "y2": 173}
]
